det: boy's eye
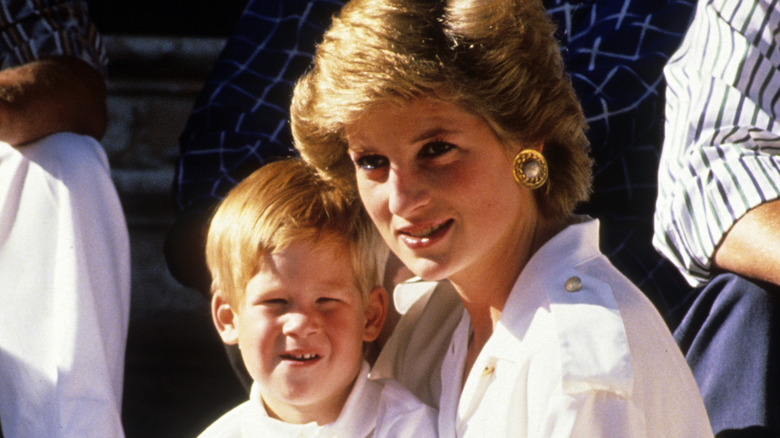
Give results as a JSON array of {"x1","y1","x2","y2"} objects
[
  {"x1": 353, "y1": 154, "x2": 388, "y2": 170},
  {"x1": 316, "y1": 296, "x2": 345, "y2": 309},
  {"x1": 316, "y1": 297, "x2": 341, "y2": 305},
  {"x1": 260, "y1": 298, "x2": 288, "y2": 308},
  {"x1": 419, "y1": 141, "x2": 455, "y2": 158}
]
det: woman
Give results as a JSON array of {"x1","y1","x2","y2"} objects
[{"x1": 290, "y1": 0, "x2": 713, "y2": 435}]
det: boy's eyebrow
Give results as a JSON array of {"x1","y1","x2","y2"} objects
[{"x1": 318, "y1": 280, "x2": 359, "y2": 294}]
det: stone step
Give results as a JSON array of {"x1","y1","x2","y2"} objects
[
  {"x1": 99, "y1": 35, "x2": 249, "y2": 436},
  {"x1": 102, "y1": 35, "x2": 225, "y2": 218}
]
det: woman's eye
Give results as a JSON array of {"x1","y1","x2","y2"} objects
[
  {"x1": 353, "y1": 154, "x2": 388, "y2": 170},
  {"x1": 420, "y1": 141, "x2": 455, "y2": 158}
]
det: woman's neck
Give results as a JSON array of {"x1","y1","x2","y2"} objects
[
  {"x1": 456, "y1": 284, "x2": 507, "y2": 382},
  {"x1": 452, "y1": 215, "x2": 570, "y2": 379}
]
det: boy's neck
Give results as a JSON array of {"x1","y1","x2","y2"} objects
[{"x1": 260, "y1": 373, "x2": 358, "y2": 426}]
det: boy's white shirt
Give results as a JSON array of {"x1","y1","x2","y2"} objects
[{"x1": 198, "y1": 361, "x2": 436, "y2": 437}]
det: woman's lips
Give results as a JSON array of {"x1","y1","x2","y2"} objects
[{"x1": 398, "y1": 219, "x2": 453, "y2": 248}]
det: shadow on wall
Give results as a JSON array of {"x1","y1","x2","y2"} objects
[
  {"x1": 87, "y1": 0, "x2": 248, "y2": 37},
  {"x1": 82, "y1": 1, "x2": 252, "y2": 436}
]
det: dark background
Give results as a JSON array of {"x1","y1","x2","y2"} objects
[
  {"x1": 81, "y1": 1, "x2": 253, "y2": 437},
  {"x1": 87, "y1": 0, "x2": 248, "y2": 37}
]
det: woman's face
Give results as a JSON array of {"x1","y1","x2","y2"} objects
[{"x1": 345, "y1": 97, "x2": 542, "y2": 286}]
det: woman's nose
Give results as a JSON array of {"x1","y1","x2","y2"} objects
[
  {"x1": 387, "y1": 167, "x2": 429, "y2": 215},
  {"x1": 281, "y1": 310, "x2": 321, "y2": 337}
]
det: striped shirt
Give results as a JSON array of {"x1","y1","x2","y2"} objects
[
  {"x1": 0, "y1": 0, "x2": 106, "y2": 74},
  {"x1": 654, "y1": 0, "x2": 780, "y2": 287}
]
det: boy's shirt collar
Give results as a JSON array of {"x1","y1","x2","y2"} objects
[{"x1": 245, "y1": 361, "x2": 376, "y2": 437}]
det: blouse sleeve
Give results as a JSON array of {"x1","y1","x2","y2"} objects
[{"x1": 539, "y1": 391, "x2": 648, "y2": 438}]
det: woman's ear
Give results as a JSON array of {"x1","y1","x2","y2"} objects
[
  {"x1": 362, "y1": 286, "x2": 388, "y2": 343},
  {"x1": 212, "y1": 291, "x2": 239, "y2": 345}
]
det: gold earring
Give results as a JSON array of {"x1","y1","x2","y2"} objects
[{"x1": 512, "y1": 149, "x2": 548, "y2": 190}]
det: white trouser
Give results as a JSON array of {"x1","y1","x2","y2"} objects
[{"x1": 0, "y1": 133, "x2": 130, "y2": 437}]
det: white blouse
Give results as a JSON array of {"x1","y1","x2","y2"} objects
[{"x1": 372, "y1": 217, "x2": 713, "y2": 437}]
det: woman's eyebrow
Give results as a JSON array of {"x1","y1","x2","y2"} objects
[{"x1": 411, "y1": 127, "x2": 460, "y2": 143}]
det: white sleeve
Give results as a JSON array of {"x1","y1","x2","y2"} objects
[{"x1": 0, "y1": 134, "x2": 129, "y2": 437}]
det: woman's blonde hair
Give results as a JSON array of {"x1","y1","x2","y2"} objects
[
  {"x1": 291, "y1": 0, "x2": 592, "y2": 220},
  {"x1": 205, "y1": 159, "x2": 388, "y2": 307}
]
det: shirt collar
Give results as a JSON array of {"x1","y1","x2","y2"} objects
[{"x1": 243, "y1": 362, "x2": 375, "y2": 437}]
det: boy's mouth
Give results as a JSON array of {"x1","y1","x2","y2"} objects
[{"x1": 281, "y1": 353, "x2": 320, "y2": 362}]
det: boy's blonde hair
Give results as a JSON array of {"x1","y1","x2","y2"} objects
[{"x1": 206, "y1": 159, "x2": 388, "y2": 308}]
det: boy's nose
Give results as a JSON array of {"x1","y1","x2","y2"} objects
[{"x1": 282, "y1": 311, "x2": 321, "y2": 337}]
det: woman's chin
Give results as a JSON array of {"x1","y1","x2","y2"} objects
[{"x1": 403, "y1": 258, "x2": 452, "y2": 282}]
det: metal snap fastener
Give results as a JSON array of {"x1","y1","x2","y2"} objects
[{"x1": 564, "y1": 276, "x2": 582, "y2": 292}]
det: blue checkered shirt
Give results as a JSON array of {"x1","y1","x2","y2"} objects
[{"x1": 0, "y1": 0, "x2": 105, "y2": 73}]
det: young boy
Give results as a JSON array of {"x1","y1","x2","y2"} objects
[{"x1": 198, "y1": 159, "x2": 437, "y2": 437}]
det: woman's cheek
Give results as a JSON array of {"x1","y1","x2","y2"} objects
[{"x1": 357, "y1": 181, "x2": 386, "y2": 221}]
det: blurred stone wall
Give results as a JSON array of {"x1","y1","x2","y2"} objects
[
  {"x1": 104, "y1": 34, "x2": 221, "y2": 330},
  {"x1": 102, "y1": 35, "x2": 247, "y2": 437}
]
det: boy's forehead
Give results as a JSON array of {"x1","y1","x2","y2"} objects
[
  {"x1": 267, "y1": 234, "x2": 352, "y2": 264},
  {"x1": 251, "y1": 238, "x2": 360, "y2": 292}
]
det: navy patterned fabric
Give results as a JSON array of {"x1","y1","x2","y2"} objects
[
  {"x1": 175, "y1": 0, "x2": 342, "y2": 216},
  {"x1": 547, "y1": 0, "x2": 699, "y2": 324},
  {"x1": 174, "y1": 0, "x2": 697, "y2": 325},
  {"x1": 0, "y1": 0, "x2": 106, "y2": 72}
]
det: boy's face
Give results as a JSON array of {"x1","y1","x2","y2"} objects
[{"x1": 212, "y1": 239, "x2": 386, "y2": 424}]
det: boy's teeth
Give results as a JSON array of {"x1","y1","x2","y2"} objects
[{"x1": 287, "y1": 353, "x2": 317, "y2": 360}]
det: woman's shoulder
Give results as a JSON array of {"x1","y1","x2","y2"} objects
[
  {"x1": 538, "y1": 256, "x2": 709, "y2": 426},
  {"x1": 571, "y1": 255, "x2": 679, "y2": 352},
  {"x1": 515, "y1": 243, "x2": 682, "y2": 391},
  {"x1": 531, "y1": 263, "x2": 638, "y2": 397}
]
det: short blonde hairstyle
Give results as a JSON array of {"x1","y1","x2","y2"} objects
[
  {"x1": 291, "y1": 0, "x2": 592, "y2": 220},
  {"x1": 205, "y1": 159, "x2": 388, "y2": 308}
]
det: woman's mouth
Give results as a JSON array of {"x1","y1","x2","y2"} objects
[{"x1": 398, "y1": 219, "x2": 453, "y2": 247}]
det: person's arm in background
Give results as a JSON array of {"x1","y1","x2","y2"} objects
[
  {"x1": 0, "y1": 0, "x2": 108, "y2": 146},
  {"x1": 0, "y1": 56, "x2": 107, "y2": 146},
  {"x1": 714, "y1": 199, "x2": 780, "y2": 286},
  {"x1": 653, "y1": 0, "x2": 780, "y2": 289},
  {"x1": 0, "y1": 2, "x2": 129, "y2": 436}
]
